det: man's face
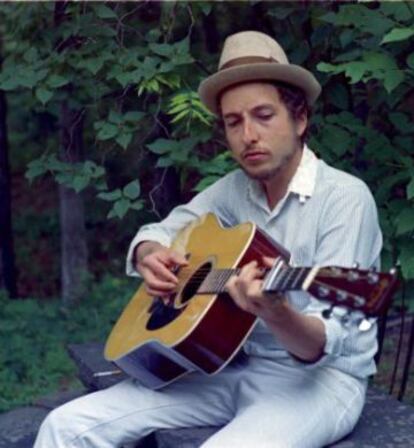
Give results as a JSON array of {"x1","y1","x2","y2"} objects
[{"x1": 220, "y1": 82, "x2": 307, "y2": 183}]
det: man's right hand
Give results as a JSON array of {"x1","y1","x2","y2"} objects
[{"x1": 134, "y1": 241, "x2": 188, "y2": 298}]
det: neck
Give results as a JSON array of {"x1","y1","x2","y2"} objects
[{"x1": 263, "y1": 146, "x2": 303, "y2": 209}]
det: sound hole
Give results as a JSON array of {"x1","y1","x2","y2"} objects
[
  {"x1": 145, "y1": 261, "x2": 213, "y2": 331},
  {"x1": 181, "y1": 261, "x2": 212, "y2": 305},
  {"x1": 146, "y1": 298, "x2": 182, "y2": 331}
]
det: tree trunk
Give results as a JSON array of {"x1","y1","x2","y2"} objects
[
  {"x1": 59, "y1": 103, "x2": 88, "y2": 306},
  {"x1": 0, "y1": 82, "x2": 18, "y2": 298}
]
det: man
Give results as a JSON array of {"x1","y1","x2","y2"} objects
[{"x1": 35, "y1": 31, "x2": 382, "y2": 448}]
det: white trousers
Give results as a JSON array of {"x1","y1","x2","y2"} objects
[{"x1": 34, "y1": 356, "x2": 366, "y2": 448}]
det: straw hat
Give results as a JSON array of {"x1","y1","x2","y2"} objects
[{"x1": 198, "y1": 31, "x2": 321, "y2": 115}]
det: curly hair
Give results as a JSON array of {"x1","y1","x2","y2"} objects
[{"x1": 274, "y1": 82, "x2": 311, "y2": 144}]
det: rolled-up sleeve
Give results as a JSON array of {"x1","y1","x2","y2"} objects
[{"x1": 289, "y1": 182, "x2": 382, "y2": 372}]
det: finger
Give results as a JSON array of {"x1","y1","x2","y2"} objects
[
  {"x1": 146, "y1": 286, "x2": 173, "y2": 299},
  {"x1": 142, "y1": 268, "x2": 178, "y2": 292},
  {"x1": 224, "y1": 274, "x2": 237, "y2": 292},
  {"x1": 168, "y1": 251, "x2": 189, "y2": 267},
  {"x1": 245, "y1": 279, "x2": 264, "y2": 299},
  {"x1": 238, "y1": 261, "x2": 261, "y2": 284},
  {"x1": 144, "y1": 257, "x2": 179, "y2": 284},
  {"x1": 262, "y1": 256, "x2": 276, "y2": 268}
]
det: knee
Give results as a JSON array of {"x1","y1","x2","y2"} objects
[{"x1": 35, "y1": 405, "x2": 77, "y2": 447}]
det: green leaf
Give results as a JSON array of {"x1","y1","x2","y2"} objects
[
  {"x1": 344, "y1": 62, "x2": 367, "y2": 84},
  {"x1": 72, "y1": 175, "x2": 89, "y2": 193},
  {"x1": 194, "y1": 175, "x2": 220, "y2": 192},
  {"x1": 199, "y1": 3, "x2": 212, "y2": 15},
  {"x1": 407, "y1": 177, "x2": 414, "y2": 200},
  {"x1": 123, "y1": 180, "x2": 141, "y2": 200},
  {"x1": 35, "y1": 87, "x2": 53, "y2": 105},
  {"x1": 149, "y1": 43, "x2": 172, "y2": 58},
  {"x1": 108, "y1": 110, "x2": 123, "y2": 125},
  {"x1": 381, "y1": 28, "x2": 414, "y2": 44},
  {"x1": 114, "y1": 72, "x2": 136, "y2": 87},
  {"x1": 407, "y1": 53, "x2": 414, "y2": 70},
  {"x1": 95, "y1": 4, "x2": 117, "y2": 19},
  {"x1": 327, "y1": 84, "x2": 349, "y2": 109},
  {"x1": 97, "y1": 189, "x2": 122, "y2": 202},
  {"x1": 83, "y1": 58, "x2": 105, "y2": 75},
  {"x1": 380, "y1": 2, "x2": 413, "y2": 23},
  {"x1": 317, "y1": 61, "x2": 366, "y2": 84},
  {"x1": 320, "y1": 5, "x2": 394, "y2": 36},
  {"x1": 96, "y1": 123, "x2": 119, "y2": 140},
  {"x1": 147, "y1": 139, "x2": 178, "y2": 155},
  {"x1": 170, "y1": 109, "x2": 189, "y2": 124},
  {"x1": 25, "y1": 161, "x2": 48, "y2": 182},
  {"x1": 23, "y1": 47, "x2": 39, "y2": 63},
  {"x1": 389, "y1": 113, "x2": 411, "y2": 134},
  {"x1": 130, "y1": 200, "x2": 144, "y2": 211},
  {"x1": 113, "y1": 198, "x2": 130, "y2": 219},
  {"x1": 55, "y1": 172, "x2": 73, "y2": 186},
  {"x1": 47, "y1": 74, "x2": 69, "y2": 89},
  {"x1": 399, "y1": 241, "x2": 414, "y2": 280},
  {"x1": 116, "y1": 132, "x2": 133, "y2": 150},
  {"x1": 156, "y1": 157, "x2": 173, "y2": 168},
  {"x1": 123, "y1": 111, "x2": 145, "y2": 122},
  {"x1": 383, "y1": 70, "x2": 405, "y2": 93},
  {"x1": 339, "y1": 29, "x2": 355, "y2": 48},
  {"x1": 395, "y1": 208, "x2": 414, "y2": 235},
  {"x1": 0, "y1": 76, "x2": 18, "y2": 91},
  {"x1": 267, "y1": 6, "x2": 294, "y2": 19},
  {"x1": 364, "y1": 135, "x2": 393, "y2": 162}
]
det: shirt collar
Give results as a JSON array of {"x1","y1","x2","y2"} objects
[
  {"x1": 247, "y1": 145, "x2": 318, "y2": 206},
  {"x1": 288, "y1": 145, "x2": 318, "y2": 202}
]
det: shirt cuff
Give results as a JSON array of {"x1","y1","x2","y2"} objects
[{"x1": 288, "y1": 312, "x2": 349, "y2": 369}]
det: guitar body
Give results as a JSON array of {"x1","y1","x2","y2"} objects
[{"x1": 104, "y1": 213, "x2": 288, "y2": 389}]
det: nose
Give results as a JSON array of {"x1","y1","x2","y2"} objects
[{"x1": 242, "y1": 118, "x2": 259, "y2": 146}]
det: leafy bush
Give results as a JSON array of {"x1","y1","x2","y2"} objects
[{"x1": 0, "y1": 276, "x2": 138, "y2": 412}]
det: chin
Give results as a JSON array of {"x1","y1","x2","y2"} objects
[{"x1": 243, "y1": 166, "x2": 280, "y2": 182}]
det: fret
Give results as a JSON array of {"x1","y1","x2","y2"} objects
[
  {"x1": 217, "y1": 269, "x2": 230, "y2": 293},
  {"x1": 196, "y1": 266, "x2": 311, "y2": 295},
  {"x1": 279, "y1": 267, "x2": 296, "y2": 291},
  {"x1": 198, "y1": 268, "x2": 239, "y2": 294},
  {"x1": 290, "y1": 267, "x2": 311, "y2": 290},
  {"x1": 264, "y1": 266, "x2": 312, "y2": 293}
]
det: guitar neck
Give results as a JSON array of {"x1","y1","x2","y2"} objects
[{"x1": 197, "y1": 265, "x2": 311, "y2": 295}]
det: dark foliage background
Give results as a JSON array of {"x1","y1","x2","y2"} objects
[{"x1": 0, "y1": 1, "x2": 413, "y2": 411}]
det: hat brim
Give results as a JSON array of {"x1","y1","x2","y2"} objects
[{"x1": 198, "y1": 63, "x2": 321, "y2": 115}]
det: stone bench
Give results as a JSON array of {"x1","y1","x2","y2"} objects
[{"x1": 67, "y1": 342, "x2": 414, "y2": 447}]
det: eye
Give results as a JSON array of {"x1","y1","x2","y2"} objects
[
  {"x1": 225, "y1": 119, "x2": 240, "y2": 128},
  {"x1": 257, "y1": 112, "x2": 274, "y2": 121}
]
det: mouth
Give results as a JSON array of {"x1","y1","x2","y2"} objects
[{"x1": 243, "y1": 150, "x2": 269, "y2": 162}]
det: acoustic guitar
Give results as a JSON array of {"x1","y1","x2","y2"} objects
[{"x1": 104, "y1": 213, "x2": 398, "y2": 389}]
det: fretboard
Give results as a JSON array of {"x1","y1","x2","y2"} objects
[{"x1": 197, "y1": 266, "x2": 313, "y2": 294}]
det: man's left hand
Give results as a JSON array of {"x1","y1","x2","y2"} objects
[{"x1": 225, "y1": 257, "x2": 288, "y2": 322}]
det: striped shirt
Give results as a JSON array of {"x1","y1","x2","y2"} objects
[{"x1": 126, "y1": 146, "x2": 383, "y2": 380}]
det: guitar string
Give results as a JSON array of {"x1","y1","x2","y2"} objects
[
  {"x1": 172, "y1": 232, "x2": 370, "y2": 280},
  {"x1": 174, "y1": 238, "x2": 281, "y2": 284},
  {"x1": 165, "y1": 235, "x2": 377, "y2": 298},
  {"x1": 177, "y1": 265, "x2": 371, "y2": 280},
  {"x1": 174, "y1": 235, "x2": 286, "y2": 279},
  {"x1": 175, "y1": 240, "x2": 306, "y2": 293},
  {"x1": 160, "y1": 252, "x2": 375, "y2": 312}
]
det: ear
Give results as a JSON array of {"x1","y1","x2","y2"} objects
[{"x1": 296, "y1": 111, "x2": 308, "y2": 138}]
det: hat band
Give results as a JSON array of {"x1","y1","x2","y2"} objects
[{"x1": 220, "y1": 56, "x2": 278, "y2": 71}]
